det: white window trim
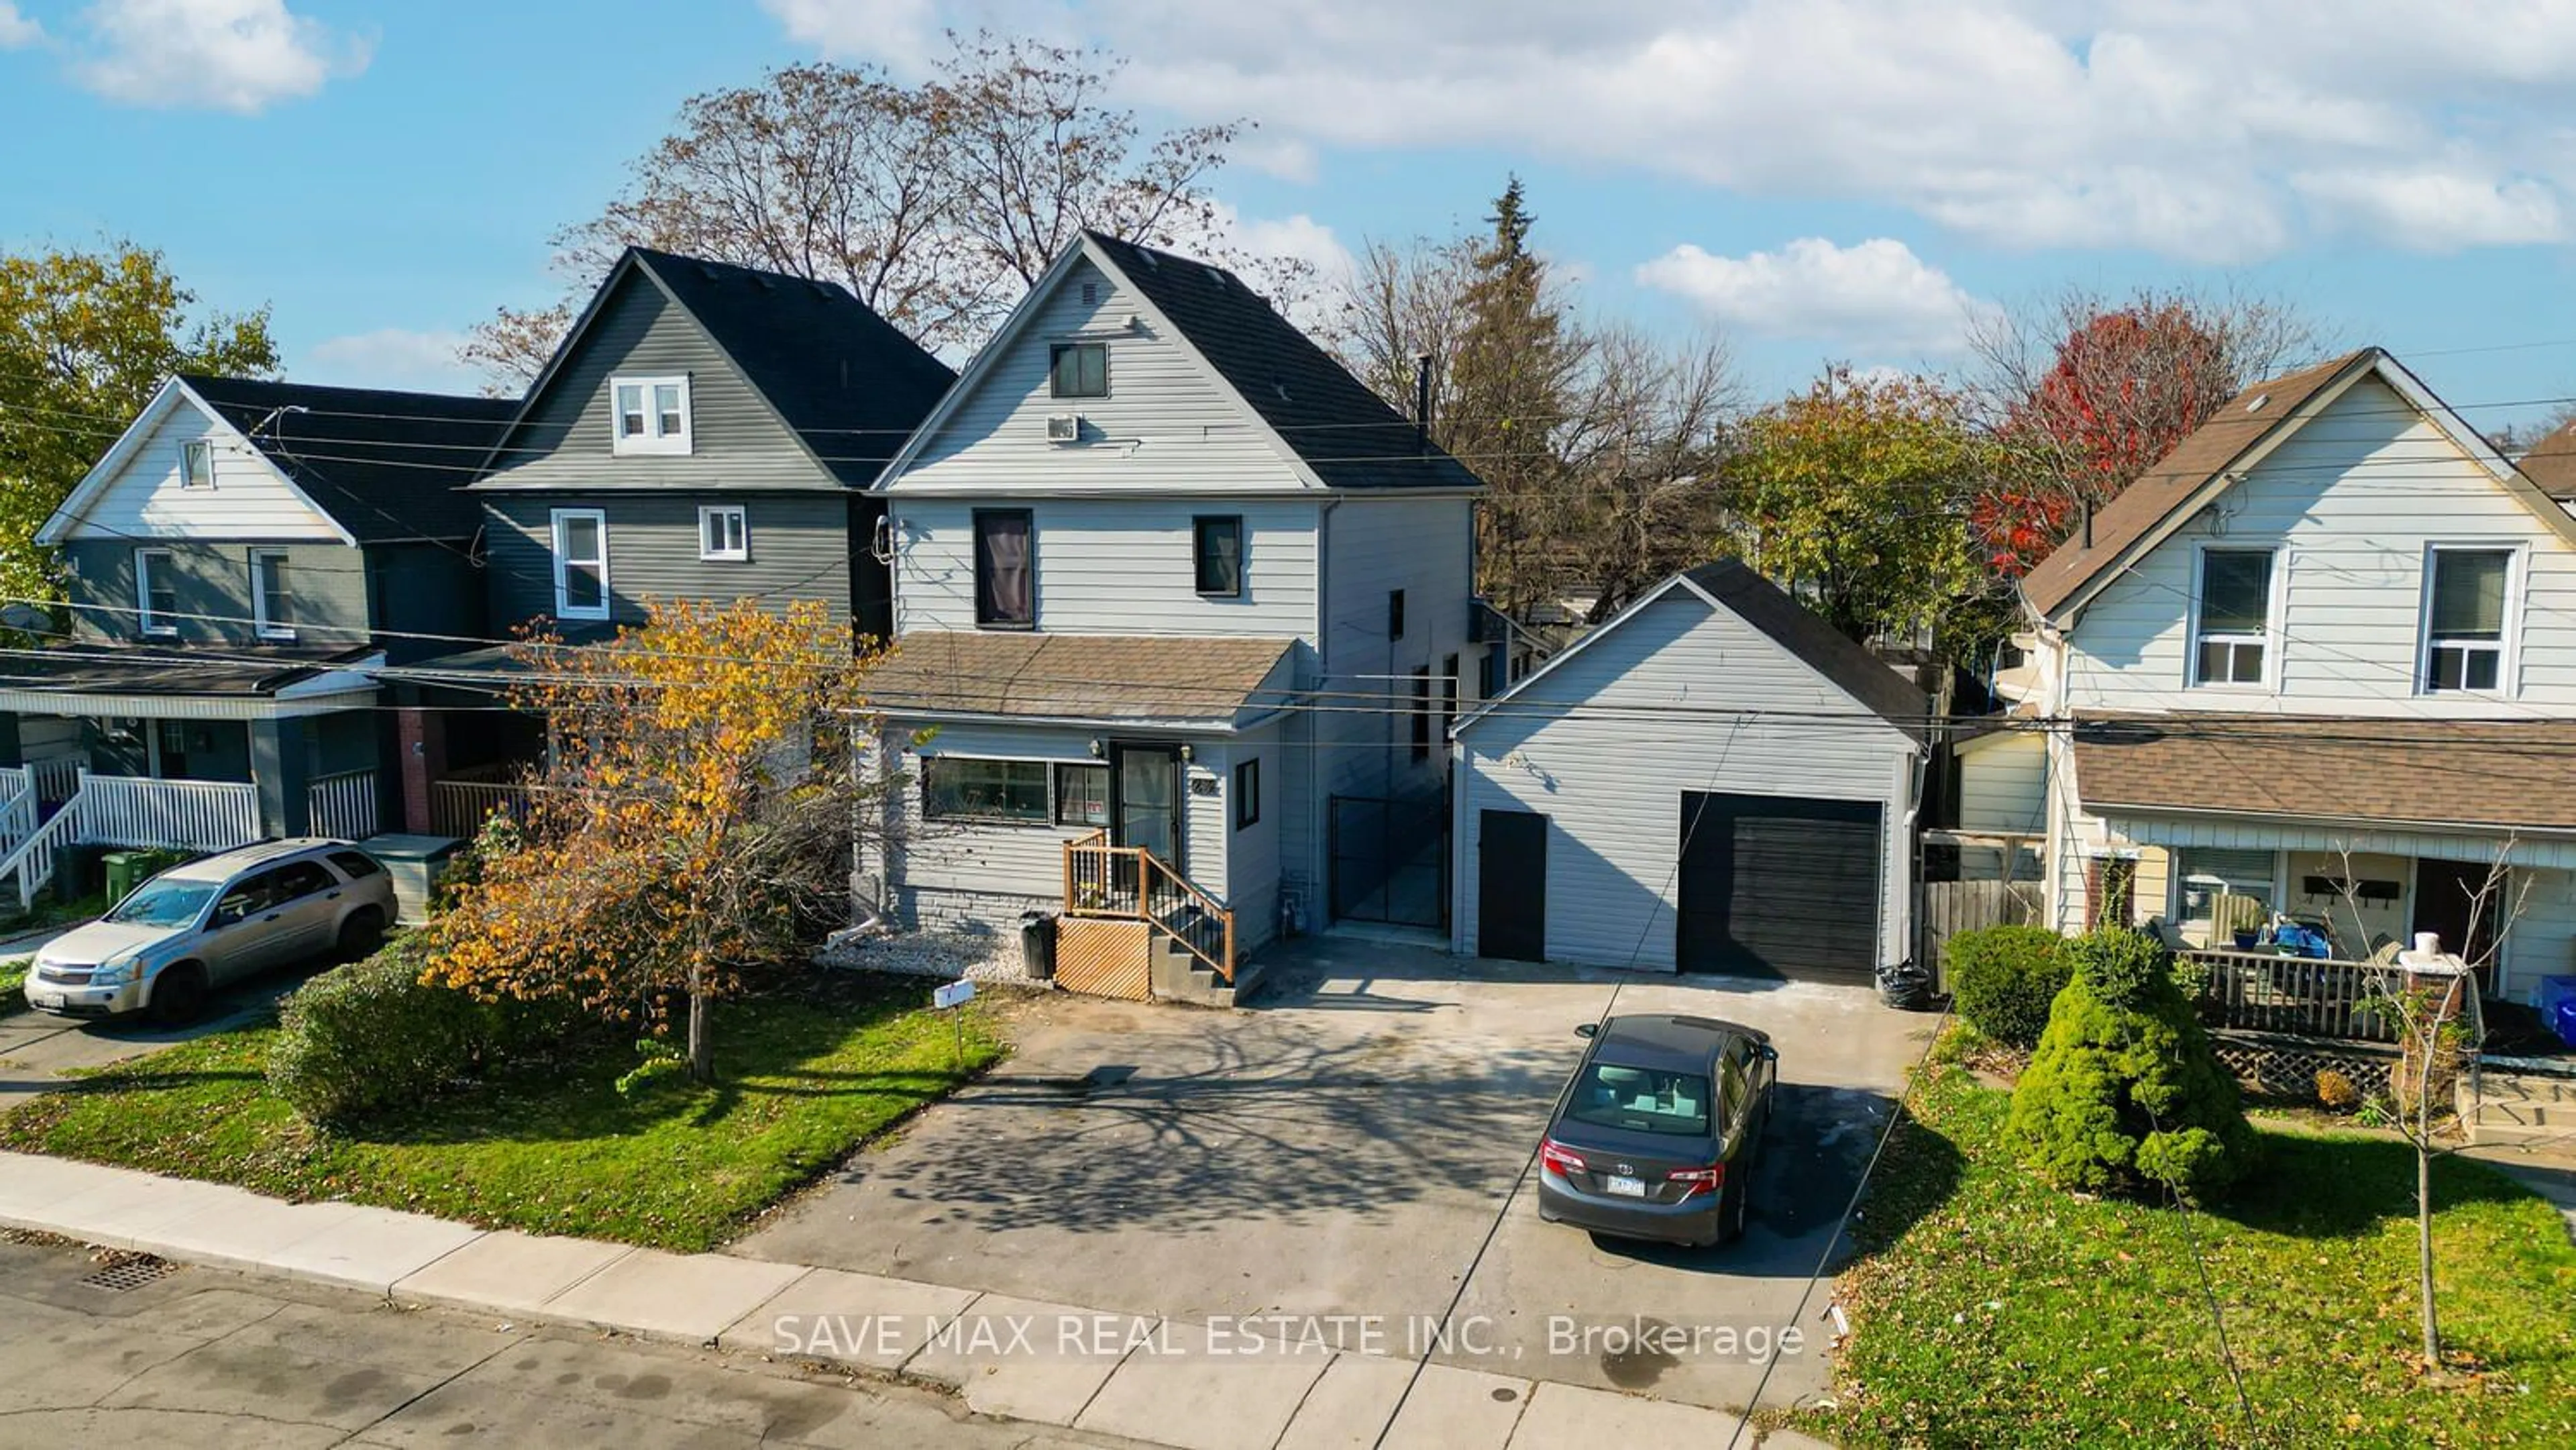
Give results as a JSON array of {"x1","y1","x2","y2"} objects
[
  {"x1": 2171, "y1": 847, "x2": 2284, "y2": 927},
  {"x1": 551, "y1": 507, "x2": 611, "y2": 621},
  {"x1": 2185, "y1": 542, "x2": 2284, "y2": 692},
  {"x1": 178, "y1": 439, "x2": 216, "y2": 490},
  {"x1": 250, "y1": 550, "x2": 295, "y2": 640},
  {"x1": 697, "y1": 504, "x2": 749, "y2": 562},
  {"x1": 609, "y1": 374, "x2": 692, "y2": 456},
  {"x1": 135, "y1": 549, "x2": 178, "y2": 637},
  {"x1": 2417, "y1": 541, "x2": 2524, "y2": 698}
]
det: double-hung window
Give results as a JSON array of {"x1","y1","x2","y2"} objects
[
  {"x1": 551, "y1": 507, "x2": 610, "y2": 621},
  {"x1": 251, "y1": 550, "x2": 294, "y2": 639},
  {"x1": 1050, "y1": 343, "x2": 1108, "y2": 399},
  {"x1": 2191, "y1": 548, "x2": 2275, "y2": 686},
  {"x1": 698, "y1": 505, "x2": 749, "y2": 562},
  {"x1": 2423, "y1": 547, "x2": 2514, "y2": 692},
  {"x1": 1234, "y1": 758, "x2": 1260, "y2": 830},
  {"x1": 610, "y1": 375, "x2": 692, "y2": 455},
  {"x1": 179, "y1": 439, "x2": 216, "y2": 490},
  {"x1": 135, "y1": 549, "x2": 178, "y2": 636},
  {"x1": 975, "y1": 509, "x2": 1034, "y2": 628},
  {"x1": 923, "y1": 758, "x2": 1049, "y2": 823},
  {"x1": 1055, "y1": 763, "x2": 1110, "y2": 827},
  {"x1": 1193, "y1": 515, "x2": 1242, "y2": 597}
]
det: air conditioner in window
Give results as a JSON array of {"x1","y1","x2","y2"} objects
[{"x1": 1046, "y1": 413, "x2": 1081, "y2": 444}]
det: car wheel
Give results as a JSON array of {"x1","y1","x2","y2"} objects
[
  {"x1": 148, "y1": 963, "x2": 209, "y2": 1027},
  {"x1": 1719, "y1": 1172, "x2": 1751, "y2": 1244},
  {"x1": 335, "y1": 907, "x2": 386, "y2": 962}
]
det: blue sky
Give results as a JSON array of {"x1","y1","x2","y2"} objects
[{"x1": 7, "y1": 1, "x2": 2576, "y2": 436}]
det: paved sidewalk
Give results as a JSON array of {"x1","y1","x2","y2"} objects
[{"x1": 0, "y1": 1151, "x2": 1831, "y2": 1450}]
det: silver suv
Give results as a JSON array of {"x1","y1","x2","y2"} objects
[{"x1": 24, "y1": 839, "x2": 397, "y2": 1024}]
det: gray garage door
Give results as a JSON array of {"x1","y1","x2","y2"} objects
[{"x1": 1676, "y1": 792, "x2": 1882, "y2": 984}]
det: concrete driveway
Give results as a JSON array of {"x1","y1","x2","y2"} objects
[
  {"x1": 734, "y1": 935, "x2": 1935, "y2": 1416},
  {"x1": 1, "y1": 931, "x2": 328, "y2": 1102}
]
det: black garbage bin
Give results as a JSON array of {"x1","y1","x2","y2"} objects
[{"x1": 1020, "y1": 911, "x2": 1058, "y2": 982}]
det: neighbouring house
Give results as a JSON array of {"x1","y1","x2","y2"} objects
[
  {"x1": 2021, "y1": 346, "x2": 2576, "y2": 1006},
  {"x1": 1448, "y1": 560, "x2": 1928, "y2": 983},
  {"x1": 854, "y1": 230, "x2": 1486, "y2": 997},
  {"x1": 0, "y1": 376, "x2": 513, "y2": 905},
  {"x1": 387, "y1": 246, "x2": 956, "y2": 837}
]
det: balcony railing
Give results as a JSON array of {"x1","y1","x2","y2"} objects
[
  {"x1": 307, "y1": 768, "x2": 379, "y2": 841},
  {"x1": 0, "y1": 771, "x2": 263, "y2": 909},
  {"x1": 431, "y1": 777, "x2": 539, "y2": 838},
  {"x1": 2188, "y1": 948, "x2": 2394, "y2": 1043}
]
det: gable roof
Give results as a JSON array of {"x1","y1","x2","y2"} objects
[
  {"x1": 487, "y1": 248, "x2": 955, "y2": 488},
  {"x1": 2517, "y1": 417, "x2": 2576, "y2": 501},
  {"x1": 182, "y1": 376, "x2": 517, "y2": 539},
  {"x1": 1453, "y1": 558, "x2": 1929, "y2": 743},
  {"x1": 2021, "y1": 348, "x2": 2576, "y2": 620},
  {"x1": 875, "y1": 231, "x2": 1484, "y2": 493}
]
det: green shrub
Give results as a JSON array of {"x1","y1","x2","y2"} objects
[
  {"x1": 2006, "y1": 927, "x2": 2255, "y2": 1204},
  {"x1": 1944, "y1": 925, "x2": 2072, "y2": 1047},
  {"x1": 268, "y1": 937, "x2": 601, "y2": 1129}
]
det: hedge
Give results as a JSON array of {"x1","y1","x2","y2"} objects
[
  {"x1": 1944, "y1": 925, "x2": 2073, "y2": 1047},
  {"x1": 267, "y1": 937, "x2": 600, "y2": 1129}
]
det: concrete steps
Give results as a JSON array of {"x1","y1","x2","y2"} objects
[
  {"x1": 1147, "y1": 935, "x2": 1265, "y2": 1008},
  {"x1": 2465, "y1": 1063, "x2": 2576, "y2": 1147}
]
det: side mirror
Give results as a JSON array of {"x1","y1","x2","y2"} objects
[
  {"x1": 1574, "y1": 1023, "x2": 1598, "y2": 1039},
  {"x1": 1757, "y1": 1043, "x2": 1778, "y2": 1062}
]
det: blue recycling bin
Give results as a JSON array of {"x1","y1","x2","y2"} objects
[{"x1": 2540, "y1": 975, "x2": 2576, "y2": 1049}]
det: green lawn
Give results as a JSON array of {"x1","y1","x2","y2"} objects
[
  {"x1": 0, "y1": 972, "x2": 1005, "y2": 1251},
  {"x1": 1813, "y1": 1060, "x2": 2576, "y2": 1448},
  {"x1": 0, "y1": 956, "x2": 25, "y2": 1013}
]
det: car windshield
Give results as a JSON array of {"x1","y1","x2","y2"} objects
[
  {"x1": 105, "y1": 879, "x2": 218, "y2": 928},
  {"x1": 1564, "y1": 1063, "x2": 1714, "y2": 1137}
]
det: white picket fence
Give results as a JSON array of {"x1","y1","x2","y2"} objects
[
  {"x1": 0, "y1": 770, "x2": 264, "y2": 911},
  {"x1": 307, "y1": 768, "x2": 379, "y2": 841}
]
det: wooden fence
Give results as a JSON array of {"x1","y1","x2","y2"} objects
[{"x1": 1923, "y1": 878, "x2": 2044, "y2": 982}]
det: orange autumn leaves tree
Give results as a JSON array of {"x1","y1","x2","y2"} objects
[{"x1": 425, "y1": 599, "x2": 879, "y2": 1082}]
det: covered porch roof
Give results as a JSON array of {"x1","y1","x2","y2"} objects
[
  {"x1": 2074, "y1": 713, "x2": 2576, "y2": 868},
  {"x1": 861, "y1": 631, "x2": 1298, "y2": 729},
  {"x1": 0, "y1": 643, "x2": 382, "y2": 720}
]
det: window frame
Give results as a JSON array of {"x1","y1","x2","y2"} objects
[
  {"x1": 135, "y1": 548, "x2": 178, "y2": 637},
  {"x1": 2174, "y1": 847, "x2": 2281, "y2": 927},
  {"x1": 250, "y1": 549, "x2": 295, "y2": 640},
  {"x1": 550, "y1": 507, "x2": 612, "y2": 621},
  {"x1": 1193, "y1": 515, "x2": 1244, "y2": 598},
  {"x1": 1053, "y1": 762, "x2": 1110, "y2": 827},
  {"x1": 1410, "y1": 666, "x2": 1432, "y2": 763},
  {"x1": 2186, "y1": 543, "x2": 2280, "y2": 690},
  {"x1": 921, "y1": 756, "x2": 1051, "y2": 825},
  {"x1": 2418, "y1": 543, "x2": 2521, "y2": 696},
  {"x1": 1049, "y1": 342, "x2": 1109, "y2": 399},
  {"x1": 973, "y1": 508, "x2": 1036, "y2": 629},
  {"x1": 1389, "y1": 588, "x2": 1407, "y2": 641},
  {"x1": 609, "y1": 374, "x2": 692, "y2": 456},
  {"x1": 179, "y1": 438, "x2": 216, "y2": 490},
  {"x1": 697, "y1": 504, "x2": 750, "y2": 562},
  {"x1": 1234, "y1": 757, "x2": 1260, "y2": 830}
]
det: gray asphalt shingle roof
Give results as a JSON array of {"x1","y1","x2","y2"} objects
[{"x1": 180, "y1": 376, "x2": 516, "y2": 541}]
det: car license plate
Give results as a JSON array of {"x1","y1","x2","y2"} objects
[
  {"x1": 1603, "y1": 1174, "x2": 1647, "y2": 1198},
  {"x1": 30, "y1": 990, "x2": 64, "y2": 1011}
]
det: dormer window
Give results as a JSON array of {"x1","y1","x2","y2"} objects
[
  {"x1": 1050, "y1": 343, "x2": 1108, "y2": 399},
  {"x1": 611, "y1": 375, "x2": 692, "y2": 456},
  {"x1": 180, "y1": 439, "x2": 215, "y2": 490}
]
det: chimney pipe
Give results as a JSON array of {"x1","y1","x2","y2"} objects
[
  {"x1": 1414, "y1": 354, "x2": 1434, "y2": 454},
  {"x1": 2080, "y1": 495, "x2": 2093, "y2": 550}
]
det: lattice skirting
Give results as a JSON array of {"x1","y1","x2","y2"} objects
[
  {"x1": 2211, "y1": 1032, "x2": 2396, "y2": 1102},
  {"x1": 1054, "y1": 917, "x2": 1152, "y2": 1001}
]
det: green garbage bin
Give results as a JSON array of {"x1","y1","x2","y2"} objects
[{"x1": 102, "y1": 851, "x2": 146, "y2": 908}]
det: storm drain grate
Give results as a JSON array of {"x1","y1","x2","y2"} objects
[{"x1": 80, "y1": 1254, "x2": 180, "y2": 1292}]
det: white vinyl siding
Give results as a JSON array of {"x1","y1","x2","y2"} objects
[
  {"x1": 1955, "y1": 731, "x2": 2046, "y2": 837},
  {"x1": 1319, "y1": 497, "x2": 1477, "y2": 807},
  {"x1": 56, "y1": 394, "x2": 343, "y2": 543},
  {"x1": 2064, "y1": 374, "x2": 2576, "y2": 716},
  {"x1": 888, "y1": 258, "x2": 1314, "y2": 497},
  {"x1": 1454, "y1": 586, "x2": 1916, "y2": 970}
]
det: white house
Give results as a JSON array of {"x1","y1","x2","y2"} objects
[
  {"x1": 2019, "y1": 346, "x2": 2576, "y2": 1004},
  {"x1": 855, "y1": 231, "x2": 1486, "y2": 996},
  {"x1": 1449, "y1": 561, "x2": 1928, "y2": 983}
]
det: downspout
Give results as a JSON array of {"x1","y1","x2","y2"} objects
[{"x1": 1307, "y1": 494, "x2": 1340, "y2": 933}]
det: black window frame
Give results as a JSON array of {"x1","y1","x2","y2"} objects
[
  {"x1": 1049, "y1": 342, "x2": 1109, "y2": 399},
  {"x1": 973, "y1": 508, "x2": 1036, "y2": 629},
  {"x1": 1441, "y1": 652, "x2": 1461, "y2": 735},
  {"x1": 922, "y1": 756, "x2": 1051, "y2": 824},
  {"x1": 1234, "y1": 758, "x2": 1260, "y2": 830},
  {"x1": 1193, "y1": 515, "x2": 1244, "y2": 598},
  {"x1": 1389, "y1": 588, "x2": 1406, "y2": 640},
  {"x1": 1410, "y1": 666, "x2": 1432, "y2": 762},
  {"x1": 1053, "y1": 762, "x2": 1110, "y2": 827}
]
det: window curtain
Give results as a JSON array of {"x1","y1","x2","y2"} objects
[{"x1": 978, "y1": 513, "x2": 1032, "y2": 624}]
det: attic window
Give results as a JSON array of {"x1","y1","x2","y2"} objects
[
  {"x1": 1051, "y1": 343, "x2": 1108, "y2": 399},
  {"x1": 180, "y1": 439, "x2": 215, "y2": 490},
  {"x1": 2245, "y1": 392, "x2": 2271, "y2": 415},
  {"x1": 610, "y1": 374, "x2": 692, "y2": 456}
]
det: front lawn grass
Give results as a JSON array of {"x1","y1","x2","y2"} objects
[
  {"x1": 0, "y1": 970, "x2": 1004, "y2": 1251},
  {"x1": 1816, "y1": 1059, "x2": 2576, "y2": 1448}
]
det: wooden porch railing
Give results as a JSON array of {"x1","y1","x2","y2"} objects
[
  {"x1": 2188, "y1": 949, "x2": 2394, "y2": 1043},
  {"x1": 307, "y1": 768, "x2": 379, "y2": 841},
  {"x1": 1061, "y1": 827, "x2": 1237, "y2": 984}
]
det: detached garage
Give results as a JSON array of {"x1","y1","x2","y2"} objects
[{"x1": 1451, "y1": 561, "x2": 1928, "y2": 982}]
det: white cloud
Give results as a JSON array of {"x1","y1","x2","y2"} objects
[
  {"x1": 0, "y1": 4, "x2": 42, "y2": 48},
  {"x1": 1636, "y1": 238, "x2": 1991, "y2": 354},
  {"x1": 304, "y1": 328, "x2": 481, "y2": 395},
  {"x1": 769, "y1": 0, "x2": 2576, "y2": 261},
  {"x1": 74, "y1": 0, "x2": 370, "y2": 113}
]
